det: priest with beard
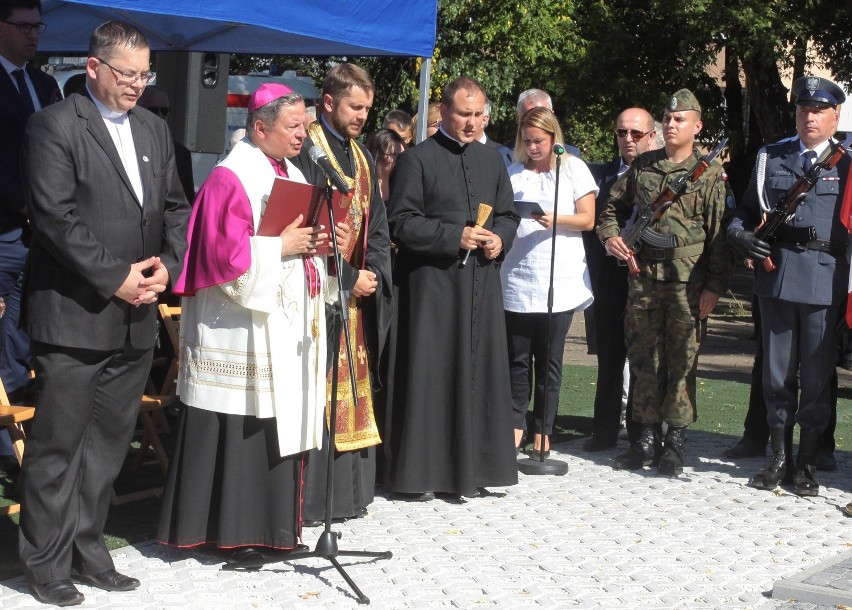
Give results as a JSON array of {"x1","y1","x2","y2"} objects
[
  {"x1": 383, "y1": 76, "x2": 520, "y2": 500},
  {"x1": 291, "y1": 63, "x2": 393, "y2": 525}
]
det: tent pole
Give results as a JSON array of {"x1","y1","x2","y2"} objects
[{"x1": 415, "y1": 57, "x2": 432, "y2": 144}]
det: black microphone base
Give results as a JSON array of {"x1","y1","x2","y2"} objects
[{"x1": 517, "y1": 455, "x2": 569, "y2": 476}]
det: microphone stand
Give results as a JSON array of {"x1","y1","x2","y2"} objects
[
  {"x1": 517, "y1": 148, "x2": 569, "y2": 477},
  {"x1": 225, "y1": 180, "x2": 391, "y2": 605}
]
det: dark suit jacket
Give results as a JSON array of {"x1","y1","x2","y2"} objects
[
  {"x1": 583, "y1": 157, "x2": 622, "y2": 287},
  {"x1": 21, "y1": 92, "x2": 191, "y2": 351},
  {"x1": 0, "y1": 64, "x2": 61, "y2": 233}
]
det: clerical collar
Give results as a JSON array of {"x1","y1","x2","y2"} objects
[
  {"x1": 0, "y1": 53, "x2": 25, "y2": 73},
  {"x1": 320, "y1": 116, "x2": 347, "y2": 144},
  {"x1": 798, "y1": 138, "x2": 830, "y2": 159},
  {"x1": 438, "y1": 125, "x2": 466, "y2": 147},
  {"x1": 87, "y1": 85, "x2": 127, "y2": 120}
]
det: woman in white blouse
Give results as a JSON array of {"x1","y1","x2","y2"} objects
[{"x1": 502, "y1": 107, "x2": 598, "y2": 457}]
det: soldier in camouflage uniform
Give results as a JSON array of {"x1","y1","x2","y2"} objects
[{"x1": 596, "y1": 89, "x2": 733, "y2": 476}]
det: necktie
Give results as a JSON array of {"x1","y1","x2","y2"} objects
[
  {"x1": 802, "y1": 150, "x2": 817, "y2": 174},
  {"x1": 11, "y1": 69, "x2": 35, "y2": 117},
  {"x1": 272, "y1": 158, "x2": 320, "y2": 298}
]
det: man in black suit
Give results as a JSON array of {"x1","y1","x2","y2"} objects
[
  {"x1": 582, "y1": 107, "x2": 656, "y2": 451},
  {"x1": 0, "y1": 0, "x2": 61, "y2": 405},
  {"x1": 17, "y1": 21, "x2": 189, "y2": 606}
]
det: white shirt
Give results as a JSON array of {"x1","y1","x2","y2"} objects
[
  {"x1": 501, "y1": 157, "x2": 598, "y2": 313},
  {"x1": 88, "y1": 85, "x2": 145, "y2": 206}
]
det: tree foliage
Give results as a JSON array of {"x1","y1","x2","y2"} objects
[{"x1": 226, "y1": 0, "x2": 851, "y2": 196}]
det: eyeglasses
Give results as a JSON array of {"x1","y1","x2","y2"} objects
[
  {"x1": 615, "y1": 128, "x2": 652, "y2": 140},
  {"x1": 145, "y1": 106, "x2": 170, "y2": 117},
  {"x1": 1, "y1": 20, "x2": 47, "y2": 35},
  {"x1": 382, "y1": 151, "x2": 400, "y2": 160},
  {"x1": 96, "y1": 57, "x2": 154, "y2": 85}
]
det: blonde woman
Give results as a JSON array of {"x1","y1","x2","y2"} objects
[{"x1": 502, "y1": 107, "x2": 597, "y2": 456}]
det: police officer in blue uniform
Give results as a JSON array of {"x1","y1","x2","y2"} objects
[{"x1": 727, "y1": 75, "x2": 849, "y2": 497}]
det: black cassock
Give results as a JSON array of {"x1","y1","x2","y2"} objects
[
  {"x1": 384, "y1": 131, "x2": 520, "y2": 496},
  {"x1": 291, "y1": 120, "x2": 392, "y2": 522}
]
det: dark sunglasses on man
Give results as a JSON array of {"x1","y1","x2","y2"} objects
[{"x1": 615, "y1": 128, "x2": 652, "y2": 140}]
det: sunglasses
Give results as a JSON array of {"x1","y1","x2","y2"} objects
[
  {"x1": 146, "y1": 106, "x2": 170, "y2": 117},
  {"x1": 615, "y1": 128, "x2": 652, "y2": 140}
]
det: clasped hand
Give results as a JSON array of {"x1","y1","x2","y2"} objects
[
  {"x1": 115, "y1": 256, "x2": 169, "y2": 307},
  {"x1": 461, "y1": 225, "x2": 503, "y2": 260}
]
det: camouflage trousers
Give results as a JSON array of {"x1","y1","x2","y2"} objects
[{"x1": 624, "y1": 276, "x2": 707, "y2": 426}]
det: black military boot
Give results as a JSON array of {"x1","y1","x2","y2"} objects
[
  {"x1": 613, "y1": 424, "x2": 660, "y2": 470},
  {"x1": 657, "y1": 426, "x2": 686, "y2": 476},
  {"x1": 748, "y1": 426, "x2": 786, "y2": 490},
  {"x1": 793, "y1": 429, "x2": 821, "y2": 497}
]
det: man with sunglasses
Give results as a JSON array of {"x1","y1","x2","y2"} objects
[
  {"x1": 18, "y1": 20, "x2": 189, "y2": 605},
  {"x1": 0, "y1": 0, "x2": 60, "y2": 414},
  {"x1": 597, "y1": 90, "x2": 733, "y2": 477},
  {"x1": 138, "y1": 85, "x2": 195, "y2": 202},
  {"x1": 582, "y1": 108, "x2": 656, "y2": 453}
]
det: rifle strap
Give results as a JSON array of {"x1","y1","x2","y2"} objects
[{"x1": 638, "y1": 243, "x2": 705, "y2": 260}]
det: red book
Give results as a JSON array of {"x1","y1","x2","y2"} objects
[{"x1": 257, "y1": 177, "x2": 348, "y2": 255}]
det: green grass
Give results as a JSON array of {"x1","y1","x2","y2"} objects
[{"x1": 2, "y1": 365, "x2": 850, "y2": 582}]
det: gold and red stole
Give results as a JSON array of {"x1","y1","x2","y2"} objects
[{"x1": 309, "y1": 122, "x2": 381, "y2": 451}]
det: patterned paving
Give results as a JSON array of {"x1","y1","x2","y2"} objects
[{"x1": 3, "y1": 430, "x2": 852, "y2": 609}]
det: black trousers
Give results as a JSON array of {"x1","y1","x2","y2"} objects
[
  {"x1": 588, "y1": 258, "x2": 632, "y2": 443},
  {"x1": 19, "y1": 339, "x2": 153, "y2": 584},
  {"x1": 505, "y1": 310, "x2": 573, "y2": 436}
]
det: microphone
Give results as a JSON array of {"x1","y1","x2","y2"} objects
[
  {"x1": 552, "y1": 143, "x2": 565, "y2": 156},
  {"x1": 309, "y1": 145, "x2": 351, "y2": 195}
]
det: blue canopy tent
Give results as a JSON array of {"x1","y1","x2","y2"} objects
[
  {"x1": 39, "y1": 0, "x2": 437, "y2": 57},
  {"x1": 38, "y1": 0, "x2": 438, "y2": 145}
]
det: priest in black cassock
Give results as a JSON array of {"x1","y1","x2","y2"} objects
[
  {"x1": 383, "y1": 76, "x2": 520, "y2": 499},
  {"x1": 291, "y1": 63, "x2": 393, "y2": 524}
]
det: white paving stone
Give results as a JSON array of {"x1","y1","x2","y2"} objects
[{"x1": 3, "y1": 431, "x2": 852, "y2": 608}]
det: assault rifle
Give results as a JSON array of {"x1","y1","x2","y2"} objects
[
  {"x1": 755, "y1": 133, "x2": 852, "y2": 272},
  {"x1": 621, "y1": 137, "x2": 728, "y2": 275}
]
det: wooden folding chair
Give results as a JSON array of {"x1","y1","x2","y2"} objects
[
  {"x1": 152, "y1": 304, "x2": 181, "y2": 399},
  {"x1": 111, "y1": 394, "x2": 170, "y2": 505},
  {"x1": 0, "y1": 380, "x2": 35, "y2": 516}
]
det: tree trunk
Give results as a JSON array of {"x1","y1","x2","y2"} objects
[{"x1": 740, "y1": 51, "x2": 795, "y2": 145}]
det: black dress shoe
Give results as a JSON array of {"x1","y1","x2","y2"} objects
[
  {"x1": 302, "y1": 519, "x2": 323, "y2": 527},
  {"x1": 226, "y1": 545, "x2": 307, "y2": 566},
  {"x1": 29, "y1": 579, "x2": 84, "y2": 606},
  {"x1": 583, "y1": 437, "x2": 617, "y2": 452},
  {"x1": 722, "y1": 437, "x2": 766, "y2": 459},
  {"x1": 394, "y1": 491, "x2": 435, "y2": 502},
  {"x1": 524, "y1": 447, "x2": 550, "y2": 460},
  {"x1": 72, "y1": 569, "x2": 140, "y2": 592}
]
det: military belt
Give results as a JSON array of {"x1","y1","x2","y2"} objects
[
  {"x1": 777, "y1": 238, "x2": 847, "y2": 256},
  {"x1": 638, "y1": 243, "x2": 704, "y2": 260}
]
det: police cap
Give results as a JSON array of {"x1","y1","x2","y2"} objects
[
  {"x1": 666, "y1": 89, "x2": 701, "y2": 114},
  {"x1": 793, "y1": 76, "x2": 846, "y2": 108}
]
